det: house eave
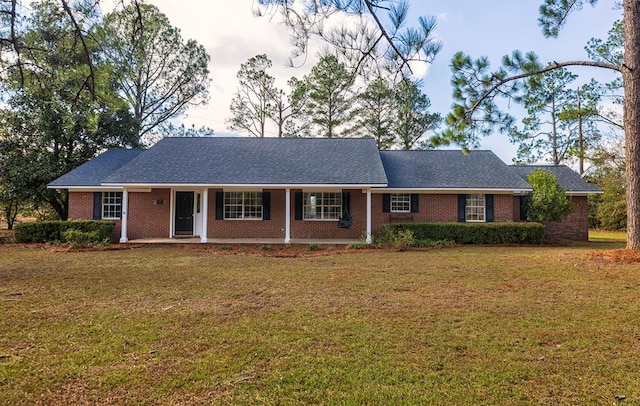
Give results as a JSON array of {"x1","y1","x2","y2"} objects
[
  {"x1": 47, "y1": 185, "x2": 124, "y2": 192},
  {"x1": 371, "y1": 187, "x2": 534, "y2": 194},
  {"x1": 100, "y1": 182, "x2": 389, "y2": 189},
  {"x1": 566, "y1": 191, "x2": 603, "y2": 196}
]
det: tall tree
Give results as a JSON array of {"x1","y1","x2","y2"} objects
[
  {"x1": 509, "y1": 67, "x2": 580, "y2": 165},
  {"x1": 442, "y1": 1, "x2": 640, "y2": 250},
  {"x1": 0, "y1": 0, "x2": 139, "y2": 220},
  {"x1": 227, "y1": 54, "x2": 277, "y2": 137},
  {"x1": 301, "y1": 55, "x2": 355, "y2": 138},
  {"x1": 273, "y1": 77, "x2": 310, "y2": 138},
  {"x1": 351, "y1": 76, "x2": 396, "y2": 149},
  {"x1": 256, "y1": 0, "x2": 441, "y2": 77},
  {"x1": 98, "y1": 3, "x2": 210, "y2": 140},
  {"x1": 392, "y1": 78, "x2": 441, "y2": 150}
]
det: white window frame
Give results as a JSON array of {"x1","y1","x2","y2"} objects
[
  {"x1": 465, "y1": 194, "x2": 486, "y2": 222},
  {"x1": 390, "y1": 193, "x2": 411, "y2": 213},
  {"x1": 303, "y1": 192, "x2": 342, "y2": 221},
  {"x1": 224, "y1": 192, "x2": 263, "y2": 220},
  {"x1": 102, "y1": 191, "x2": 122, "y2": 220}
]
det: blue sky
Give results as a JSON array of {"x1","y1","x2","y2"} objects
[{"x1": 148, "y1": 0, "x2": 622, "y2": 163}]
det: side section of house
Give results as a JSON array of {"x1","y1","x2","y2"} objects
[{"x1": 511, "y1": 165, "x2": 601, "y2": 241}]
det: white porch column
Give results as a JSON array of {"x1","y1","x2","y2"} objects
[
  {"x1": 201, "y1": 188, "x2": 209, "y2": 243},
  {"x1": 284, "y1": 188, "x2": 291, "y2": 244},
  {"x1": 366, "y1": 188, "x2": 372, "y2": 244},
  {"x1": 119, "y1": 188, "x2": 129, "y2": 243}
]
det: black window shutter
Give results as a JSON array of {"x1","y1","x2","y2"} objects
[
  {"x1": 519, "y1": 195, "x2": 529, "y2": 221},
  {"x1": 382, "y1": 193, "x2": 391, "y2": 213},
  {"x1": 262, "y1": 192, "x2": 270, "y2": 220},
  {"x1": 93, "y1": 192, "x2": 102, "y2": 220},
  {"x1": 116, "y1": 192, "x2": 123, "y2": 219},
  {"x1": 457, "y1": 194, "x2": 466, "y2": 222},
  {"x1": 342, "y1": 192, "x2": 351, "y2": 214},
  {"x1": 294, "y1": 192, "x2": 303, "y2": 220},
  {"x1": 215, "y1": 191, "x2": 224, "y2": 220},
  {"x1": 410, "y1": 194, "x2": 419, "y2": 213},
  {"x1": 485, "y1": 194, "x2": 494, "y2": 222}
]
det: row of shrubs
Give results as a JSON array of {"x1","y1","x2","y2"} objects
[
  {"x1": 376, "y1": 222, "x2": 545, "y2": 246},
  {"x1": 11, "y1": 220, "x2": 545, "y2": 248},
  {"x1": 14, "y1": 220, "x2": 115, "y2": 247}
]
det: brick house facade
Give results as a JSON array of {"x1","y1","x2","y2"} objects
[{"x1": 50, "y1": 138, "x2": 601, "y2": 243}]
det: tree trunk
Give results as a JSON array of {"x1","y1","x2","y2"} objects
[
  {"x1": 577, "y1": 87, "x2": 584, "y2": 175},
  {"x1": 551, "y1": 93, "x2": 559, "y2": 165},
  {"x1": 624, "y1": 0, "x2": 640, "y2": 249}
]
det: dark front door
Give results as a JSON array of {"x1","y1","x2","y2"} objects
[{"x1": 175, "y1": 191, "x2": 194, "y2": 235}]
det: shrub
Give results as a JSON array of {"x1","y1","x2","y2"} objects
[
  {"x1": 260, "y1": 244, "x2": 273, "y2": 251},
  {"x1": 411, "y1": 239, "x2": 455, "y2": 248},
  {"x1": 306, "y1": 242, "x2": 321, "y2": 251},
  {"x1": 14, "y1": 220, "x2": 115, "y2": 244},
  {"x1": 376, "y1": 227, "x2": 415, "y2": 249},
  {"x1": 376, "y1": 222, "x2": 545, "y2": 245},
  {"x1": 346, "y1": 242, "x2": 368, "y2": 250},
  {"x1": 62, "y1": 229, "x2": 107, "y2": 248}
]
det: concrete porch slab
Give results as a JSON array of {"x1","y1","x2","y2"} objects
[{"x1": 126, "y1": 238, "x2": 364, "y2": 245}]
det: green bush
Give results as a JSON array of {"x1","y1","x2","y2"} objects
[
  {"x1": 377, "y1": 222, "x2": 545, "y2": 245},
  {"x1": 62, "y1": 229, "x2": 107, "y2": 248},
  {"x1": 306, "y1": 242, "x2": 321, "y2": 252},
  {"x1": 14, "y1": 220, "x2": 115, "y2": 244},
  {"x1": 411, "y1": 239, "x2": 456, "y2": 248}
]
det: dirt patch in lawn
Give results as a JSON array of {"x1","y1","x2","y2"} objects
[{"x1": 588, "y1": 249, "x2": 640, "y2": 264}]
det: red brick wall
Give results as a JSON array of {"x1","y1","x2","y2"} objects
[
  {"x1": 68, "y1": 192, "x2": 121, "y2": 242},
  {"x1": 208, "y1": 189, "x2": 366, "y2": 239},
  {"x1": 68, "y1": 190, "x2": 589, "y2": 242},
  {"x1": 371, "y1": 193, "x2": 515, "y2": 231},
  {"x1": 207, "y1": 189, "x2": 285, "y2": 239},
  {"x1": 68, "y1": 192, "x2": 93, "y2": 220},
  {"x1": 543, "y1": 196, "x2": 589, "y2": 241},
  {"x1": 127, "y1": 189, "x2": 171, "y2": 240},
  {"x1": 494, "y1": 194, "x2": 514, "y2": 222},
  {"x1": 289, "y1": 189, "x2": 366, "y2": 239}
]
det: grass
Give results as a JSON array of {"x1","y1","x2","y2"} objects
[
  {"x1": 1, "y1": 242, "x2": 639, "y2": 404},
  {"x1": 589, "y1": 229, "x2": 627, "y2": 242}
]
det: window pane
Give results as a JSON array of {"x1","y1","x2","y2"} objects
[
  {"x1": 102, "y1": 192, "x2": 122, "y2": 219},
  {"x1": 465, "y1": 194, "x2": 485, "y2": 222},
  {"x1": 303, "y1": 192, "x2": 342, "y2": 220},
  {"x1": 391, "y1": 194, "x2": 410, "y2": 212},
  {"x1": 224, "y1": 192, "x2": 263, "y2": 220}
]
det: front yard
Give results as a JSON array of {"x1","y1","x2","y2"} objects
[{"x1": 1, "y1": 242, "x2": 639, "y2": 404}]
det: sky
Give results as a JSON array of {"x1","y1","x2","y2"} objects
[{"x1": 145, "y1": 0, "x2": 622, "y2": 164}]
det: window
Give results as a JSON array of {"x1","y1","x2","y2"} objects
[
  {"x1": 224, "y1": 192, "x2": 263, "y2": 220},
  {"x1": 465, "y1": 194, "x2": 485, "y2": 222},
  {"x1": 390, "y1": 194, "x2": 411, "y2": 213},
  {"x1": 102, "y1": 192, "x2": 122, "y2": 219},
  {"x1": 303, "y1": 192, "x2": 342, "y2": 220}
]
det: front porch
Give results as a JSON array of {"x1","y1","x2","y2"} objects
[{"x1": 127, "y1": 237, "x2": 364, "y2": 245}]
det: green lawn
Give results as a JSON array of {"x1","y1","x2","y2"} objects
[
  {"x1": 589, "y1": 229, "x2": 627, "y2": 242},
  {"x1": 1, "y1": 242, "x2": 638, "y2": 405}
]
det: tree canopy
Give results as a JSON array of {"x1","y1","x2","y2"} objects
[
  {"x1": 524, "y1": 169, "x2": 573, "y2": 223},
  {"x1": 98, "y1": 3, "x2": 210, "y2": 140},
  {"x1": 255, "y1": 0, "x2": 442, "y2": 77}
]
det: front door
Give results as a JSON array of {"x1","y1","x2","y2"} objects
[{"x1": 175, "y1": 191, "x2": 194, "y2": 235}]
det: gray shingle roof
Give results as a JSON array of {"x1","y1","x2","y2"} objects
[
  {"x1": 380, "y1": 150, "x2": 532, "y2": 190},
  {"x1": 510, "y1": 165, "x2": 603, "y2": 193},
  {"x1": 48, "y1": 149, "x2": 145, "y2": 188},
  {"x1": 103, "y1": 137, "x2": 388, "y2": 186}
]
